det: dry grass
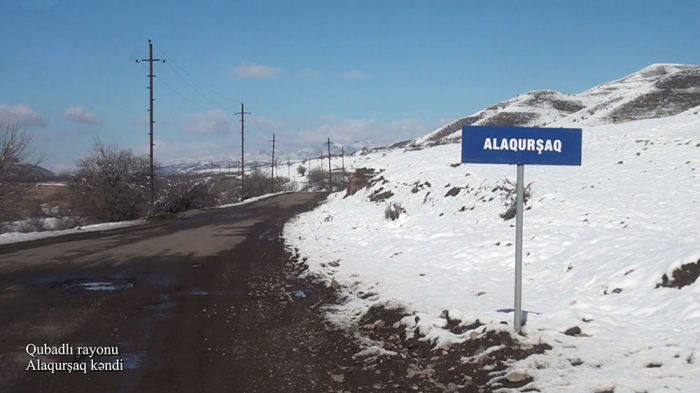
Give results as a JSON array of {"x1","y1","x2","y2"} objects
[{"x1": 12, "y1": 184, "x2": 70, "y2": 219}]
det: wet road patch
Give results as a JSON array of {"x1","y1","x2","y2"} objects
[{"x1": 59, "y1": 278, "x2": 133, "y2": 292}]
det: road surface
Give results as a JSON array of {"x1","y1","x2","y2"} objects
[{"x1": 0, "y1": 193, "x2": 365, "y2": 392}]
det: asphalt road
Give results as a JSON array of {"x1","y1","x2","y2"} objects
[{"x1": 0, "y1": 192, "x2": 356, "y2": 393}]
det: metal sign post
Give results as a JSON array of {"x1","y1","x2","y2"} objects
[
  {"x1": 461, "y1": 126, "x2": 582, "y2": 332},
  {"x1": 514, "y1": 164, "x2": 524, "y2": 331}
]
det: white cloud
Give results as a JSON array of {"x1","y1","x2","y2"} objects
[
  {"x1": 183, "y1": 110, "x2": 230, "y2": 135},
  {"x1": 0, "y1": 103, "x2": 47, "y2": 128},
  {"x1": 292, "y1": 118, "x2": 430, "y2": 150},
  {"x1": 298, "y1": 69, "x2": 322, "y2": 78},
  {"x1": 139, "y1": 138, "x2": 238, "y2": 164},
  {"x1": 344, "y1": 70, "x2": 368, "y2": 79},
  {"x1": 233, "y1": 61, "x2": 282, "y2": 79},
  {"x1": 63, "y1": 106, "x2": 102, "y2": 125}
]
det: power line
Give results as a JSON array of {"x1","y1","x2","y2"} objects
[
  {"x1": 152, "y1": 43, "x2": 238, "y2": 104},
  {"x1": 138, "y1": 61, "x2": 210, "y2": 111},
  {"x1": 162, "y1": 60, "x2": 229, "y2": 110},
  {"x1": 158, "y1": 76, "x2": 213, "y2": 111},
  {"x1": 250, "y1": 114, "x2": 279, "y2": 133}
]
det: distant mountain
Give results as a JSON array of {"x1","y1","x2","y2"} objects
[
  {"x1": 8, "y1": 164, "x2": 57, "y2": 182},
  {"x1": 160, "y1": 140, "x2": 376, "y2": 175},
  {"x1": 414, "y1": 63, "x2": 700, "y2": 147}
]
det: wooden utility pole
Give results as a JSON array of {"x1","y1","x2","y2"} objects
[
  {"x1": 137, "y1": 39, "x2": 164, "y2": 216},
  {"x1": 327, "y1": 138, "x2": 333, "y2": 192},
  {"x1": 341, "y1": 146, "x2": 345, "y2": 186},
  {"x1": 287, "y1": 160, "x2": 291, "y2": 178},
  {"x1": 235, "y1": 103, "x2": 250, "y2": 200},
  {"x1": 269, "y1": 133, "x2": 276, "y2": 192}
]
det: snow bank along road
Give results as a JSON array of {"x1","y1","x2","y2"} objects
[{"x1": 0, "y1": 193, "x2": 384, "y2": 393}]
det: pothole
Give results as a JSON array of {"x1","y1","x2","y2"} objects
[{"x1": 60, "y1": 278, "x2": 133, "y2": 292}]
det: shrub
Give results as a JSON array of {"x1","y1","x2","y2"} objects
[
  {"x1": 0, "y1": 123, "x2": 44, "y2": 221},
  {"x1": 242, "y1": 167, "x2": 296, "y2": 198},
  {"x1": 494, "y1": 178, "x2": 533, "y2": 220},
  {"x1": 307, "y1": 167, "x2": 328, "y2": 190},
  {"x1": 69, "y1": 140, "x2": 151, "y2": 222},
  {"x1": 384, "y1": 202, "x2": 406, "y2": 221},
  {"x1": 307, "y1": 167, "x2": 349, "y2": 192},
  {"x1": 296, "y1": 165, "x2": 307, "y2": 177},
  {"x1": 155, "y1": 176, "x2": 218, "y2": 213}
]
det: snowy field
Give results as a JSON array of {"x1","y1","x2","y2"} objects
[{"x1": 284, "y1": 109, "x2": 700, "y2": 392}]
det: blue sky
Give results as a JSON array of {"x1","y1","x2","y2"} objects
[{"x1": 1, "y1": 0, "x2": 698, "y2": 171}]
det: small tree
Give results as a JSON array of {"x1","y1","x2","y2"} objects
[
  {"x1": 69, "y1": 140, "x2": 151, "y2": 222},
  {"x1": 156, "y1": 175, "x2": 218, "y2": 213},
  {"x1": 0, "y1": 123, "x2": 44, "y2": 221},
  {"x1": 296, "y1": 165, "x2": 307, "y2": 177},
  {"x1": 307, "y1": 168, "x2": 327, "y2": 190}
]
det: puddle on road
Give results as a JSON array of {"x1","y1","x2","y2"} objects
[
  {"x1": 189, "y1": 289, "x2": 209, "y2": 296},
  {"x1": 61, "y1": 278, "x2": 133, "y2": 292},
  {"x1": 293, "y1": 290, "x2": 307, "y2": 298},
  {"x1": 258, "y1": 228, "x2": 276, "y2": 241}
]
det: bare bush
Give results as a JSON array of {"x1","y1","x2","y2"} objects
[
  {"x1": 296, "y1": 165, "x2": 307, "y2": 177},
  {"x1": 385, "y1": 201, "x2": 406, "y2": 221},
  {"x1": 307, "y1": 167, "x2": 349, "y2": 192},
  {"x1": 156, "y1": 175, "x2": 218, "y2": 213},
  {"x1": 494, "y1": 178, "x2": 533, "y2": 220},
  {"x1": 307, "y1": 168, "x2": 327, "y2": 190},
  {"x1": 52, "y1": 216, "x2": 87, "y2": 231},
  {"x1": 242, "y1": 167, "x2": 296, "y2": 198},
  {"x1": 69, "y1": 140, "x2": 151, "y2": 222},
  {"x1": 0, "y1": 123, "x2": 44, "y2": 221}
]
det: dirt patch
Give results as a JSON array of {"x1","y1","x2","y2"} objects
[
  {"x1": 656, "y1": 259, "x2": 700, "y2": 289},
  {"x1": 369, "y1": 189, "x2": 394, "y2": 202},
  {"x1": 445, "y1": 187, "x2": 461, "y2": 197},
  {"x1": 346, "y1": 305, "x2": 551, "y2": 392},
  {"x1": 478, "y1": 112, "x2": 539, "y2": 127},
  {"x1": 345, "y1": 167, "x2": 376, "y2": 197},
  {"x1": 411, "y1": 181, "x2": 431, "y2": 194}
]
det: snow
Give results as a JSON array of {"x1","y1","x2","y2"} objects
[
  {"x1": 284, "y1": 110, "x2": 700, "y2": 392},
  {"x1": 0, "y1": 219, "x2": 145, "y2": 245},
  {"x1": 415, "y1": 64, "x2": 700, "y2": 146},
  {"x1": 216, "y1": 191, "x2": 293, "y2": 208}
]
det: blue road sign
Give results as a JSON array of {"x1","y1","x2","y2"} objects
[{"x1": 461, "y1": 126, "x2": 582, "y2": 166}]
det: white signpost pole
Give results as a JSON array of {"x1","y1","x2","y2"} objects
[
  {"x1": 462, "y1": 125, "x2": 581, "y2": 334},
  {"x1": 514, "y1": 164, "x2": 524, "y2": 332}
]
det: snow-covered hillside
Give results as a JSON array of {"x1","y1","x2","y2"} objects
[
  {"x1": 160, "y1": 141, "x2": 375, "y2": 176},
  {"x1": 415, "y1": 63, "x2": 700, "y2": 148},
  {"x1": 284, "y1": 103, "x2": 700, "y2": 391}
]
